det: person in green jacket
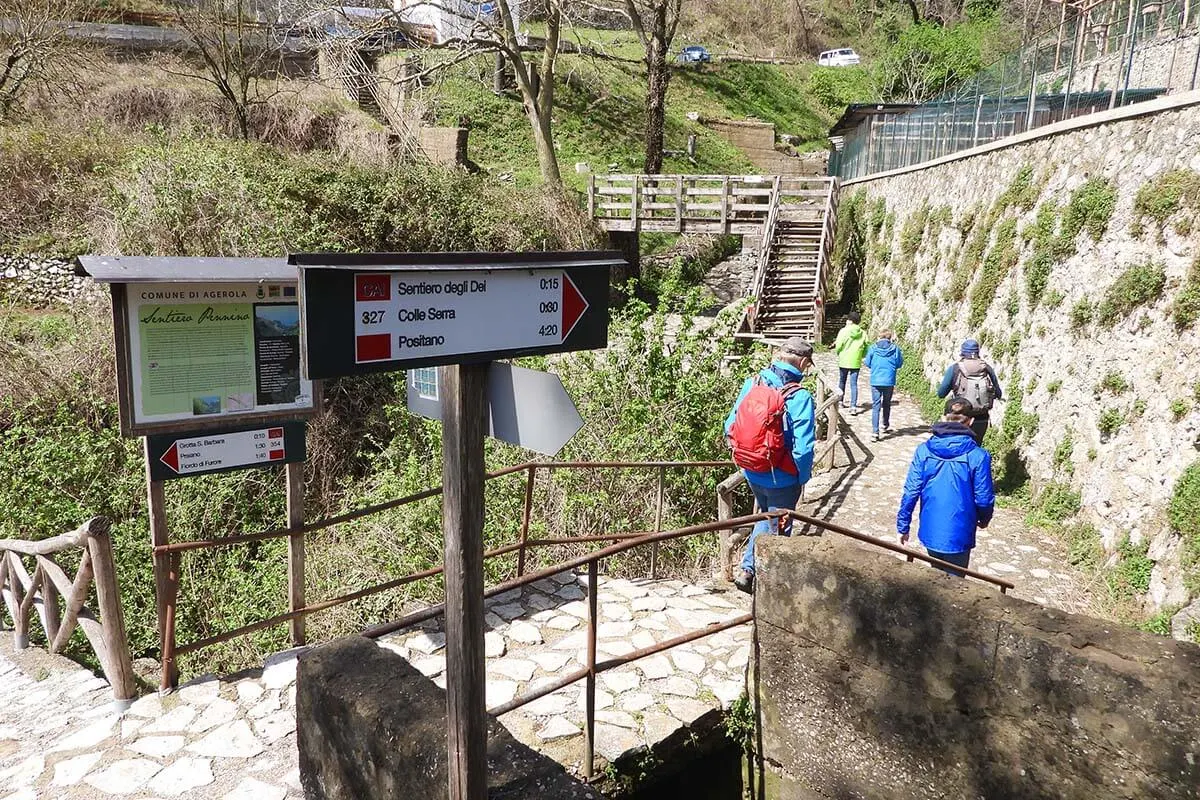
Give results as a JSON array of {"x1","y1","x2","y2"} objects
[{"x1": 835, "y1": 311, "x2": 869, "y2": 414}]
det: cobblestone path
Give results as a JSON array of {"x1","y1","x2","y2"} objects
[{"x1": 806, "y1": 353, "x2": 1094, "y2": 615}]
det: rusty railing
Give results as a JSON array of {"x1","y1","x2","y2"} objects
[
  {"x1": 362, "y1": 507, "x2": 1014, "y2": 779},
  {"x1": 0, "y1": 517, "x2": 137, "y2": 706}
]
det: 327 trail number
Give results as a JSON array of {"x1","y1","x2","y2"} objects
[{"x1": 361, "y1": 310, "x2": 386, "y2": 325}]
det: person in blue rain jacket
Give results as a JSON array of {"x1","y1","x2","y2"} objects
[
  {"x1": 896, "y1": 397, "x2": 995, "y2": 576},
  {"x1": 864, "y1": 330, "x2": 904, "y2": 442}
]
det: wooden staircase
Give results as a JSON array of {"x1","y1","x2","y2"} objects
[{"x1": 738, "y1": 177, "x2": 839, "y2": 344}]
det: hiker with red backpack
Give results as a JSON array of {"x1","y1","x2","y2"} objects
[
  {"x1": 936, "y1": 338, "x2": 1002, "y2": 444},
  {"x1": 724, "y1": 337, "x2": 817, "y2": 594}
]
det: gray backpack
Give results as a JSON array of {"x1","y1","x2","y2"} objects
[{"x1": 953, "y1": 359, "x2": 995, "y2": 411}]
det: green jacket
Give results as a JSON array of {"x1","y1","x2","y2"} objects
[{"x1": 835, "y1": 323, "x2": 868, "y2": 368}]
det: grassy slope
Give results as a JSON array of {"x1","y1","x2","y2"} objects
[{"x1": 420, "y1": 34, "x2": 842, "y2": 189}]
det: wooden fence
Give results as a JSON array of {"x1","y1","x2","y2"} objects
[{"x1": 0, "y1": 517, "x2": 136, "y2": 705}]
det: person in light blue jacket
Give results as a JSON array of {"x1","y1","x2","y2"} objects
[
  {"x1": 724, "y1": 337, "x2": 816, "y2": 594},
  {"x1": 863, "y1": 330, "x2": 903, "y2": 442},
  {"x1": 896, "y1": 397, "x2": 995, "y2": 576}
]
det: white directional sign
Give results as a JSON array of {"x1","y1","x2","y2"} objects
[
  {"x1": 294, "y1": 252, "x2": 617, "y2": 380},
  {"x1": 147, "y1": 423, "x2": 306, "y2": 481},
  {"x1": 351, "y1": 270, "x2": 590, "y2": 365},
  {"x1": 406, "y1": 363, "x2": 584, "y2": 456}
]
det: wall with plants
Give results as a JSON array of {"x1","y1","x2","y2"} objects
[{"x1": 830, "y1": 100, "x2": 1200, "y2": 631}]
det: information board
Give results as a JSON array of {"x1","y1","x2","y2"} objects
[
  {"x1": 295, "y1": 252, "x2": 617, "y2": 379},
  {"x1": 124, "y1": 282, "x2": 315, "y2": 433}
]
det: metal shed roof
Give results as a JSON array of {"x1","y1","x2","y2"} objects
[
  {"x1": 288, "y1": 251, "x2": 627, "y2": 271},
  {"x1": 75, "y1": 256, "x2": 295, "y2": 283}
]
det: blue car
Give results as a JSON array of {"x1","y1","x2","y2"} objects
[{"x1": 677, "y1": 45, "x2": 711, "y2": 64}]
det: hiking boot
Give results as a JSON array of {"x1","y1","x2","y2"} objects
[
  {"x1": 733, "y1": 570, "x2": 754, "y2": 594},
  {"x1": 871, "y1": 432, "x2": 880, "y2": 442},
  {"x1": 851, "y1": 407, "x2": 862, "y2": 416},
  {"x1": 883, "y1": 425, "x2": 893, "y2": 434}
]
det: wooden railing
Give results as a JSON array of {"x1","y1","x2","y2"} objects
[
  {"x1": 812, "y1": 177, "x2": 840, "y2": 334},
  {"x1": 0, "y1": 517, "x2": 136, "y2": 706},
  {"x1": 716, "y1": 362, "x2": 845, "y2": 581},
  {"x1": 325, "y1": 38, "x2": 423, "y2": 160},
  {"x1": 588, "y1": 174, "x2": 835, "y2": 234}
]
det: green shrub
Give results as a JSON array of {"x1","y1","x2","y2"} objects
[
  {"x1": 1030, "y1": 481, "x2": 1081, "y2": 526},
  {"x1": 1069, "y1": 298, "x2": 1093, "y2": 330},
  {"x1": 1138, "y1": 607, "x2": 1178, "y2": 636},
  {"x1": 998, "y1": 164, "x2": 1039, "y2": 211},
  {"x1": 1095, "y1": 370, "x2": 1129, "y2": 395},
  {"x1": 1044, "y1": 289, "x2": 1065, "y2": 308},
  {"x1": 1172, "y1": 258, "x2": 1200, "y2": 330},
  {"x1": 1024, "y1": 201, "x2": 1059, "y2": 305},
  {"x1": 1131, "y1": 169, "x2": 1200, "y2": 234},
  {"x1": 1169, "y1": 461, "x2": 1200, "y2": 592},
  {"x1": 899, "y1": 203, "x2": 930, "y2": 258},
  {"x1": 1096, "y1": 262, "x2": 1166, "y2": 326},
  {"x1": 1061, "y1": 522, "x2": 1103, "y2": 571},
  {"x1": 1171, "y1": 398, "x2": 1191, "y2": 421},
  {"x1": 1047, "y1": 379, "x2": 1062, "y2": 395},
  {"x1": 1132, "y1": 398, "x2": 1147, "y2": 417},
  {"x1": 968, "y1": 217, "x2": 1019, "y2": 328},
  {"x1": 1098, "y1": 407, "x2": 1125, "y2": 437},
  {"x1": 1052, "y1": 433, "x2": 1074, "y2": 475},
  {"x1": 1059, "y1": 178, "x2": 1117, "y2": 254},
  {"x1": 1108, "y1": 537, "x2": 1154, "y2": 599}
]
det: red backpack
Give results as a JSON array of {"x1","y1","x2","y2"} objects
[{"x1": 729, "y1": 378, "x2": 803, "y2": 475}]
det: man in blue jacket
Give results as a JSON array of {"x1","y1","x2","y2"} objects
[
  {"x1": 725, "y1": 337, "x2": 816, "y2": 594},
  {"x1": 896, "y1": 397, "x2": 995, "y2": 576},
  {"x1": 864, "y1": 330, "x2": 903, "y2": 442}
]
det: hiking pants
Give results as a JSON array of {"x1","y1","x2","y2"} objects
[
  {"x1": 969, "y1": 415, "x2": 989, "y2": 444},
  {"x1": 740, "y1": 482, "x2": 802, "y2": 575},
  {"x1": 838, "y1": 368, "x2": 860, "y2": 408},
  {"x1": 925, "y1": 548, "x2": 971, "y2": 578},
  {"x1": 870, "y1": 386, "x2": 894, "y2": 433}
]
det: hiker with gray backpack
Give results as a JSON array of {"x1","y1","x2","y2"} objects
[{"x1": 936, "y1": 339, "x2": 1002, "y2": 444}]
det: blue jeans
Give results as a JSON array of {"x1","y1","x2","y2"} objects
[
  {"x1": 926, "y1": 548, "x2": 971, "y2": 577},
  {"x1": 871, "y1": 385, "x2": 894, "y2": 433},
  {"x1": 740, "y1": 483, "x2": 802, "y2": 574},
  {"x1": 838, "y1": 368, "x2": 860, "y2": 408}
]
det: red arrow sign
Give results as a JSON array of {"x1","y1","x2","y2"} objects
[
  {"x1": 160, "y1": 442, "x2": 180, "y2": 474},
  {"x1": 561, "y1": 272, "x2": 589, "y2": 343}
]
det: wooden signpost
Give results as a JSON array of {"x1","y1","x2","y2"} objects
[
  {"x1": 292, "y1": 251, "x2": 619, "y2": 800},
  {"x1": 76, "y1": 256, "x2": 322, "y2": 689}
]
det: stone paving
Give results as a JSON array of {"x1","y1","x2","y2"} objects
[
  {"x1": 0, "y1": 637, "x2": 303, "y2": 800},
  {"x1": 376, "y1": 571, "x2": 751, "y2": 767},
  {"x1": 806, "y1": 352, "x2": 1095, "y2": 615}
]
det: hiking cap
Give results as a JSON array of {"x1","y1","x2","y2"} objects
[
  {"x1": 961, "y1": 338, "x2": 980, "y2": 356},
  {"x1": 781, "y1": 337, "x2": 813, "y2": 358}
]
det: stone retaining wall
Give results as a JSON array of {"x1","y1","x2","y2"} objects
[
  {"x1": 0, "y1": 255, "x2": 106, "y2": 308},
  {"x1": 755, "y1": 534, "x2": 1200, "y2": 799},
  {"x1": 839, "y1": 95, "x2": 1200, "y2": 615}
]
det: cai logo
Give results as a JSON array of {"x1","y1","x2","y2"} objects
[{"x1": 355, "y1": 273, "x2": 391, "y2": 302}]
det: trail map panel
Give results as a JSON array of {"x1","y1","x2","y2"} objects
[
  {"x1": 146, "y1": 421, "x2": 307, "y2": 481},
  {"x1": 127, "y1": 282, "x2": 315, "y2": 430},
  {"x1": 295, "y1": 252, "x2": 617, "y2": 379}
]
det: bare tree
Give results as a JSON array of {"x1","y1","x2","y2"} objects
[
  {"x1": 622, "y1": 0, "x2": 683, "y2": 174},
  {"x1": 171, "y1": 0, "x2": 288, "y2": 139},
  {"x1": 0, "y1": 0, "x2": 87, "y2": 119}
]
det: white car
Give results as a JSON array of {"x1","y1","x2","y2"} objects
[{"x1": 818, "y1": 48, "x2": 860, "y2": 67}]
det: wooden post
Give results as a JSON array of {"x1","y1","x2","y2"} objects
[
  {"x1": 144, "y1": 440, "x2": 179, "y2": 691},
  {"x1": 88, "y1": 521, "x2": 137, "y2": 704},
  {"x1": 584, "y1": 559, "x2": 598, "y2": 781},
  {"x1": 41, "y1": 569, "x2": 60, "y2": 645},
  {"x1": 440, "y1": 363, "x2": 489, "y2": 800},
  {"x1": 8, "y1": 552, "x2": 29, "y2": 649},
  {"x1": 51, "y1": 549, "x2": 93, "y2": 653},
  {"x1": 720, "y1": 176, "x2": 730, "y2": 231},
  {"x1": 630, "y1": 175, "x2": 640, "y2": 228},
  {"x1": 286, "y1": 462, "x2": 306, "y2": 647},
  {"x1": 587, "y1": 173, "x2": 596, "y2": 221},
  {"x1": 675, "y1": 175, "x2": 684, "y2": 231},
  {"x1": 517, "y1": 465, "x2": 535, "y2": 578}
]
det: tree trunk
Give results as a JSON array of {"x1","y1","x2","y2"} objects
[
  {"x1": 642, "y1": 16, "x2": 671, "y2": 174},
  {"x1": 529, "y1": 104, "x2": 561, "y2": 185}
]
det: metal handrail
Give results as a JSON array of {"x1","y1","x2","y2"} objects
[{"x1": 360, "y1": 506, "x2": 1013, "y2": 779}]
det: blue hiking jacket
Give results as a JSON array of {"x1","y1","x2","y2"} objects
[
  {"x1": 864, "y1": 340, "x2": 904, "y2": 387},
  {"x1": 896, "y1": 421, "x2": 995, "y2": 554},
  {"x1": 724, "y1": 362, "x2": 816, "y2": 488}
]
